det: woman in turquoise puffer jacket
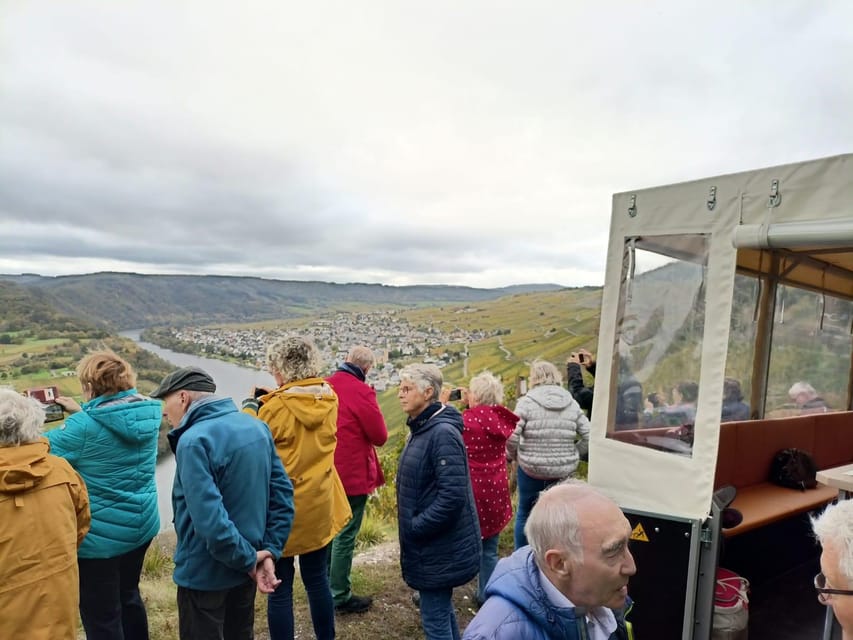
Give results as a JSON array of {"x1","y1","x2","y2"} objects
[{"x1": 48, "y1": 351, "x2": 162, "y2": 640}]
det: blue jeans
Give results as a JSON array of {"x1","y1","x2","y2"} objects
[
  {"x1": 514, "y1": 466, "x2": 558, "y2": 549},
  {"x1": 268, "y1": 546, "x2": 335, "y2": 640},
  {"x1": 478, "y1": 534, "x2": 500, "y2": 605},
  {"x1": 418, "y1": 588, "x2": 460, "y2": 640}
]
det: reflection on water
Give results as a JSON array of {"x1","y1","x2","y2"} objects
[{"x1": 122, "y1": 330, "x2": 275, "y2": 531}]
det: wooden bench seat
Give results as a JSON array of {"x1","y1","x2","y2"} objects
[
  {"x1": 716, "y1": 411, "x2": 853, "y2": 537},
  {"x1": 722, "y1": 482, "x2": 838, "y2": 536}
]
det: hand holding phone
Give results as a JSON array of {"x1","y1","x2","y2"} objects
[
  {"x1": 578, "y1": 349, "x2": 594, "y2": 367},
  {"x1": 448, "y1": 388, "x2": 462, "y2": 401}
]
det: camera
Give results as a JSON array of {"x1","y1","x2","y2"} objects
[
  {"x1": 25, "y1": 386, "x2": 64, "y2": 423},
  {"x1": 448, "y1": 388, "x2": 462, "y2": 401}
]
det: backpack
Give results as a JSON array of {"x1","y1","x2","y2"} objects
[{"x1": 769, "y1": 448, "x2": 817, "y2": 491}]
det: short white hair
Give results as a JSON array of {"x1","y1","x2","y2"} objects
[
  {"x1": 0, "y1": 388, "x2": 45, "y2": 446},
  {"x1": 399, "y1": 363, "x2": 442, "y2": 401},
  {"x1": 468, "y1": 371, "x2": 504, "y2": 406},
  {"x1": 789, "y1": 381, "x2": 817, "y2": 401},
  {"x1": 525, "y1": 481, "x2": 602, "y2": 565},
  {"x1": 346, "y1": 346, "x2": 375, "y2": 371},
  {"x1": 813, "y1": 500, "x2": 853, "y2": 584},
  {"x1": 529, "y1": 359, "x2": 563, "y2": 388}
]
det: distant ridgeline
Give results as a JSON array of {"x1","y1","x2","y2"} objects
[{"x1": 0, "y1": 272, "x2": 564, "y2": 330}]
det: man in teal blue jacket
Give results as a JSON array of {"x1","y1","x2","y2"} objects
[{"x1": 153, "y1": 366, "x2": 294, "y2": 640}]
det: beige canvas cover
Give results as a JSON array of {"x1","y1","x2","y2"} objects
[{"x1": 589, "y1": 154, "x2": 853, "y2": 519}]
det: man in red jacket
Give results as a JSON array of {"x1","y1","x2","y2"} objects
[{"x1": 326, "y1": 346, "x2": 389, "y2": 614}]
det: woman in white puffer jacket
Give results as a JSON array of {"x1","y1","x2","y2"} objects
[{"x1": 506, "y1": 359, "x2": 590, "y2": 549}]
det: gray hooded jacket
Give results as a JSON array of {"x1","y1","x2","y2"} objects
[{"x1": 507, "y1": 384, "x2": 590, "y2": 480}]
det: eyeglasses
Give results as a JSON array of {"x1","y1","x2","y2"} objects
[
  {"x1": 398, "y1": 386, "x2": 417, "y2": 395},
  {"x1": 814, "y1": 572, "x2": 853, "y2": 604}
]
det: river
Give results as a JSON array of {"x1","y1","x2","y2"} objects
[{"x1": 121, "y1": 330, "x2": 276, "y2": 531}]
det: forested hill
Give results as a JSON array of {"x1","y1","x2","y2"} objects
[
  {"x1": 0, "y1": 273, "x2": 564, "y2": 330},
  {"x1": 0, "y1": 280, "x2": 102, "y2": 335}
]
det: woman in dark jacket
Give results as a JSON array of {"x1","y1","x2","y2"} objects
[{"x1": 396, "y1": 363, "x2": 481, "y2": 640}]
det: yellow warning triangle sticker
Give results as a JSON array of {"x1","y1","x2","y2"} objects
[{"x1": 630, "y1": 523, "x2": 649, "y2": 542}]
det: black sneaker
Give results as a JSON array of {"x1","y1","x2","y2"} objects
[{"x1": 335, "y1": 595, "x2": 373, "y2": 614}]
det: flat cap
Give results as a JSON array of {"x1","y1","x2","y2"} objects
[{"x1": 151, "y1": 366, "x2": 216, "y2": 399}]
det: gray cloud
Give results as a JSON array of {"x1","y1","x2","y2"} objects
[{"x1": 2, "y1": 0, "x2": 853, "y2": 287}]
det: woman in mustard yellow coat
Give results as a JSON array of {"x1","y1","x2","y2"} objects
[
  {"x1": 0, "y1": 389, "x2": 91, "y2": 640},
  {"x1": 243, "y1": 336, "x2": 351, "y2": 640}
]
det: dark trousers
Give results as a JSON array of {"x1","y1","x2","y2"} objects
[
  {"x1": 177, "y1": 580, "x2": 256, "y2": 640},
  {"x1": 78, "y1": 538, "x2": 153, "y2": 640},
  {"x1": 268, "y1": 546, "x2": 335, "y2": 640}
]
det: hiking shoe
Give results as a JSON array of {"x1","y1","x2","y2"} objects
[{"x1": 335, "y1": 595, "x2": 373, "y2": 614}]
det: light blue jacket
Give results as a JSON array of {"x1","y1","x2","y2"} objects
[
  {"x1": 463, "y1": 547, "x2": 631, "y2": 640},
  {"x1": 168, "y1": 396, "x2": 294, "y2": 590},
  {"x1": 46, "y1": 389, "x2": 161, "y2": 559}
]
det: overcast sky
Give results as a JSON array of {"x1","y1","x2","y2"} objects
[{"x1": 1, "y1": 1, "x2": 852, "y2": 288}]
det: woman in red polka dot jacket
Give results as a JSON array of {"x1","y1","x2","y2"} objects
[{"x1": 441, "y1": 371, "x2": 519, "y2": 607}]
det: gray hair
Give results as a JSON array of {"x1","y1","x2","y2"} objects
[
  {"x1": 812, "y1": 500, "x2": 853, "y2": 584},
  {"x1": 789, "y1": 381, "x2": 817, "y2": 401},
  {"x1": 529, "y1": 359, "x2": 563, "y2": 388},
  {"x1": 185, "y1": 390, "x2": 213, "y2": 404},
  {"x1": 0, "y1": 388, "x2": 45, "y2": 446},
  {"x1": 525, "y1": 481, "x2": 605, "y2": 566},
  {"x1": 399, "y1": 363, "x2": 442, "y2": 402},
  {"x1": 267, "y1": 336, "x2": 323, "y2": 384},
  {"x1": 469, "y1": 371, "x2": 504, "y2": 406},
  {"x1": 346, "y1": 345, "x2": 375, "y2": 372}
]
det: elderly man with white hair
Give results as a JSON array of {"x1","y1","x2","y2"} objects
[
  {"x1": 789, "y1": 381, "x2": 829, "y2": 414},
  {"x1": 0, "y1": 388, "x2": 91, "y2": 640},
  {"x1": 326, "y1": 345, "x2": 389, "y2": 614},
  {"x1": 812, "y1": 500, "x2": 853, "y2": 638},
  {"x1": 463, "y1": 482, "x2": 636, "y2": 640}
]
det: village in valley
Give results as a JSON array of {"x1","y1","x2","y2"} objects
[{"x1": 150, "y1": 309, "x2": 501, "y2": 391}]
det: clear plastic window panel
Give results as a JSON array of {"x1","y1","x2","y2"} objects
[
  {"x1": 765, "y1": 285, "x2": 853, "y2": 417},
  {"x1": 608, "y1": 235, "x2": 710, "y2": 457},
  {"x1": 721, "y1": 274, "x2": 759, "y2": 422}
]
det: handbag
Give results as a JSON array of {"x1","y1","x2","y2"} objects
[{"x1": 712, "y1": 568, "x2": 749, "y2": 640}]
